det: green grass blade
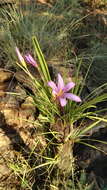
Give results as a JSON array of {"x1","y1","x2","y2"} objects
[
  {"x1": 78, "y1": 120, "x2": 100, "y2": 136},
  {"x1": 88, "y1": 116, "x2": 107, "y2": 123},
  {"x1": 32, "y1": 36, "x2": 51, "y2": 83},
  {"x1": 75, "y1": 93, "x2": 107, "y2": 114},
  {"x1": 79, "y1": 141, "x2": 107, "y2": 155}
]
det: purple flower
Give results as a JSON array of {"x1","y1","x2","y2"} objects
[
  {"x1": 24, "y1": 53, "x2": 38, "y2": 67},
  {"x1": 48, "y1": 73, "x2": 81, "y2": 107}
]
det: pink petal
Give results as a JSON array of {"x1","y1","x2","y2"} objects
[
  {"x1": 52, "y1": 90, "x2": 58, "y2": 95},
  {"x1": 57, "y1": 73, "x2": 64, "y2": 90},
  {"x1": 59, "y1": 97, "x2": 67, "y2": 107},
  {"x1": 64, "y1": 93, "x2": 82, "y2": 102},
  {"x1": 48, "y1": 81, "x2": 58, "y2": 92},
  {"x1": 63, "y1": 82, "x2": 75, "y2": 92},
  {"x1": 15, "y1": 47, "x2": 24, "y2": 63},
  {"x1": 25, "y1": 54, "x2": 37, "y2": 67}
]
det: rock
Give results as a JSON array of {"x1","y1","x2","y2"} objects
[
  {"x1": 0, "y1": 70, "x2": 13, "y2": 83},
  {"x1": 0, "y1": 70, "x2": 15, "y2": 98},
  {"x1": 21, "y1": 96, "x2": 35, "y2": 110}
]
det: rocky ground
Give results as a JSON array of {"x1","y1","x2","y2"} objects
[
  {"x1": 0, "y1": 69, "x2": 47, "y2": 189},
  {"x1": 0, "y1": 0, "x2": 107, "y2": 189}
]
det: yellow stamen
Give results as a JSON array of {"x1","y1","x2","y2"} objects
[{"x1": 57, "y1": 89, "x2": 63, "y2": 97}]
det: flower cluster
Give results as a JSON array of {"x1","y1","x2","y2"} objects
[
  {"x1": 15, "y1": 47, "x2": 37, "y2": 67},
  {"x1": 16, "y1": 47, "x2": 81, "y2": 107}
]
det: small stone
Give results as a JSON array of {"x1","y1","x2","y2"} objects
[{"x1": 21, "y1": 96, "x2": 35, "y2": 110}]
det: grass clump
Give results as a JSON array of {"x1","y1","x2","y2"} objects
[{"x1": 9, "y1": 36, "x2": 107, "y2": 189}]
